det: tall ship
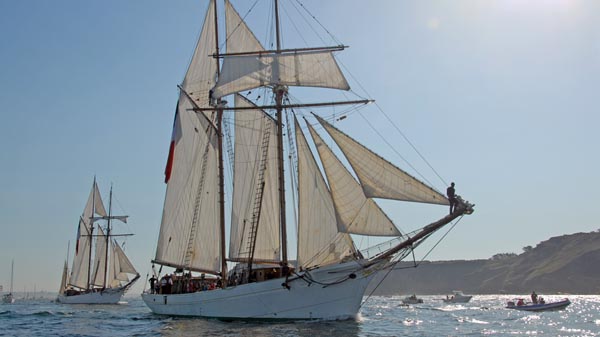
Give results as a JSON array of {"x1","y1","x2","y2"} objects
[
  {"x1": 58, "y1": 178, "x2": 139, "y2": 304},
  {"x1": 142, "y1": 0, "x2": 474, "y2": 319}
]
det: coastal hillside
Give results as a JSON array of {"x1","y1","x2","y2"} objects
[{"x1": 368, "y1": 231, "x2": 600, "y2": 295}]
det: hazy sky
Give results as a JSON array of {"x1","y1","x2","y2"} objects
[{"x1": 1, "y1": 0, "x2": 599, "y2": 294}]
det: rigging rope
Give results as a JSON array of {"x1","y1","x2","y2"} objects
[
  {"x1": 220, "y1": 0, "x2": 261, "y2": 51},
  {"x1": 360, "y1": 215, "x2": 464, "y2": 308},
  {"x1": 292, "y1": 0, "x2": 343, "y2": 46},
  {"x1": 356, "y1": 110, "x2": 437, "y2": 190},
  {"x1": 337, "y1": 60, "x2": 449, "y2": 191}
]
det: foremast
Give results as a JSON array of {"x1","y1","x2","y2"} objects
[
  {"x1": 212, "y1": 0, "x2": 228, "y2": 288},
  {"x1": 86, "y1": 176, "x2": 97, "y2": 290},
  {"x1": 273, "y1": 0, "x2": 288, "y2": 266}
]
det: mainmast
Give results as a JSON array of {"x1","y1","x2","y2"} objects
[
  {"x1": 274, "y1": 0, "x2": 288, "y2": 265},
  {"x1": 87, "y1": 177, "x2": 96, "y2": 291},
  {"x1": 103, "y1": 185, "x2": 113, "y2": 288},
  {"x1": 213, "y1": 0, "x2": 228, "y2": 288},
  {"x1": 10, "y1": 259, "x2": 13, "y2": 294}
]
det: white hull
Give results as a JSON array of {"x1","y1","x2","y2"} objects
[
  {"x1": 2, "y1": 294, "x2": 15, "y2": 304},
  {"x1": 142, "y1": 260, "x2": 379, "y2": 320},
  {"x1": 57, "y1": 287, "x2": 126, "y2": 304},
  {"x1": 443, "y1": 293, "x2": 472, "y2": 303}
]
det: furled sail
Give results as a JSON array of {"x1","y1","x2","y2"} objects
[
  {"x1": 91, "y1": 215, "x2": 128, "y2": 223},
  {"x1": 155, "y1": 1, "x2": 222, "y2": 274},
  {"x1": 229, "y1": 94, "x2": 280, "y2": 262},
  {"x1": 315, "y1": 115, "x2": 448, "y2": 205},
  {"x1": 295, "y1": 118, "x2": 355, "y2": 270},
  {"x1": 211, "y1": 1, "x2": 349, "y2": 98},
  {"x1": 92, "y1": 227, "x2": 108, "y2": 287},
  {"x1": 307, "y1": 122, "x2": 401, "y2": 236}
]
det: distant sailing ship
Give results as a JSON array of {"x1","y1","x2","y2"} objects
[
  {"x1": 1, "y1": 260, "x2": 15, "y2": 304},
  {"x1": 142, "y1": 0, "x2": 474, "y2": 319},
  {"x1": 58, "y1": 178, "x2": 139, "y2": 304}
]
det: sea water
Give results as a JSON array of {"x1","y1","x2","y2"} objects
[{"x1": 1, "y1": 295, "x2": 599, "y2": 336}]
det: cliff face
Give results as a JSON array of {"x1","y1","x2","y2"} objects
[{"x1": 369, "y1": 231, "x2": 600, "y2": 295}]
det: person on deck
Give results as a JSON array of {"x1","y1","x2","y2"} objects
[
  {"x1": 167, "y1": 274, "x2": 174, "y2": 294},
  {"x1": 531, "y1": 291, "x2": 538, "y2": 304},
  {"x1": 149, "y1": 275, "x2": 157, "y2": 294},
  {"x1": 447, "y1": 182, "x2": 456, "y2": 214},
  {"x1": 159, "y1": 276, "x2": 167, "y2": 294}
]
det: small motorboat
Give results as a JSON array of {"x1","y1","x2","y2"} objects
[
  {"x1": 402, "y1": 294, "x2": 424, "y2": 305},
  {"x1": 506, "y1": 298, "x2": 571, "y2": 312},
  {"x1": 443, "y1": 290, "x2": 472, "y2": 303}
]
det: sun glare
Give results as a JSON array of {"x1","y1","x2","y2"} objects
[{"x1": 497, "y1": 0, "x2": 576, "y2": 11}]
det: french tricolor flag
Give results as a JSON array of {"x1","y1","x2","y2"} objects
[{"x1": 164, "y1": 101, "x2": 183, "y2": 183}]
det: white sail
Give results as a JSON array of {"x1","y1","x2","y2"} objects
[
  {"x1": 92, "y1": 227, "x2": 108, "y2": 287},
  {"x1": 295, "y1": 118, "x2": 355, "y2": 270},
  {"x1": 211, "y1": 1, "x2": 349, "y2": 98},
  {"x1": 69, "y1": 219, "x2": 91, "y2": 289},
  {"x1": 181, "y1": 1, "x2": 218, "y2": 109},
  {"x1": 85, "y1": 180, "x2": 107, "y2": 218},
  {"x1": 59, "y1": 261, "x2": 68, "y2": 295},
  {"x1": 154, "y1": 1, "x2": 222, "y2": 274},
  {"x1": 69, "y1": 179, "x2": 108, "y2": 289},
  {"x1": 229, "y1": 95, "x2": 280, "y2": 262},
  {"x1": 114, "y1": 241, "x2": 138, "y2": 278},
  {"x1": 224, "y1": 0, "x2": 264, "y2": 54},
  {"x1": 156, "y1": 123, "x2": 221, "y2": 272},
  {"x1": 307, "y1": 122, "x2": 401, "y2": 236},
  {"x1": 109, "y1": 241, "x2": 119, "y2": 286},
  {"x1": 108, "y1": 240, "x2": 137, "y2": 288},
  {"x1": 315, "y1": 115, "x2": 448, "y2": 205},
  {"x1": 213, "y1": 51, "x2": 350, "y2": 99}
]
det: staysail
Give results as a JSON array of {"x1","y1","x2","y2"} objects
[
  {"x1": 295, "y1": 118, "x2": 355, "y2": 270},
  {"x1": 315, "y1": 115, "x2": 448, "y2": 205},
  {"x1": 307, "y1": 121, "x2": 401, "y2": 236},
  {"x1": 154, "y1": 0, "x2": 221, "y2": 274},
  {"x1": 113, "y1": 241, "x2": 138, "y2": 280},
  {"x1": 229, "y1": 94, "x2": 280, "y2": 263},
  {"x1": 107, "y1": 240, "x2": 138, "y2": 288}
]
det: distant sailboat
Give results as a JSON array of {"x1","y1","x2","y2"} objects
[
  {"x1": 57, "y1": 178, "x2": 139, "y2": 304},
  {"x1": 141, "y1": 0, "x2": 474, "y2": 320},
  {"x1": 1, "y1": 260, "x2": 15, "y2": 304}
]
